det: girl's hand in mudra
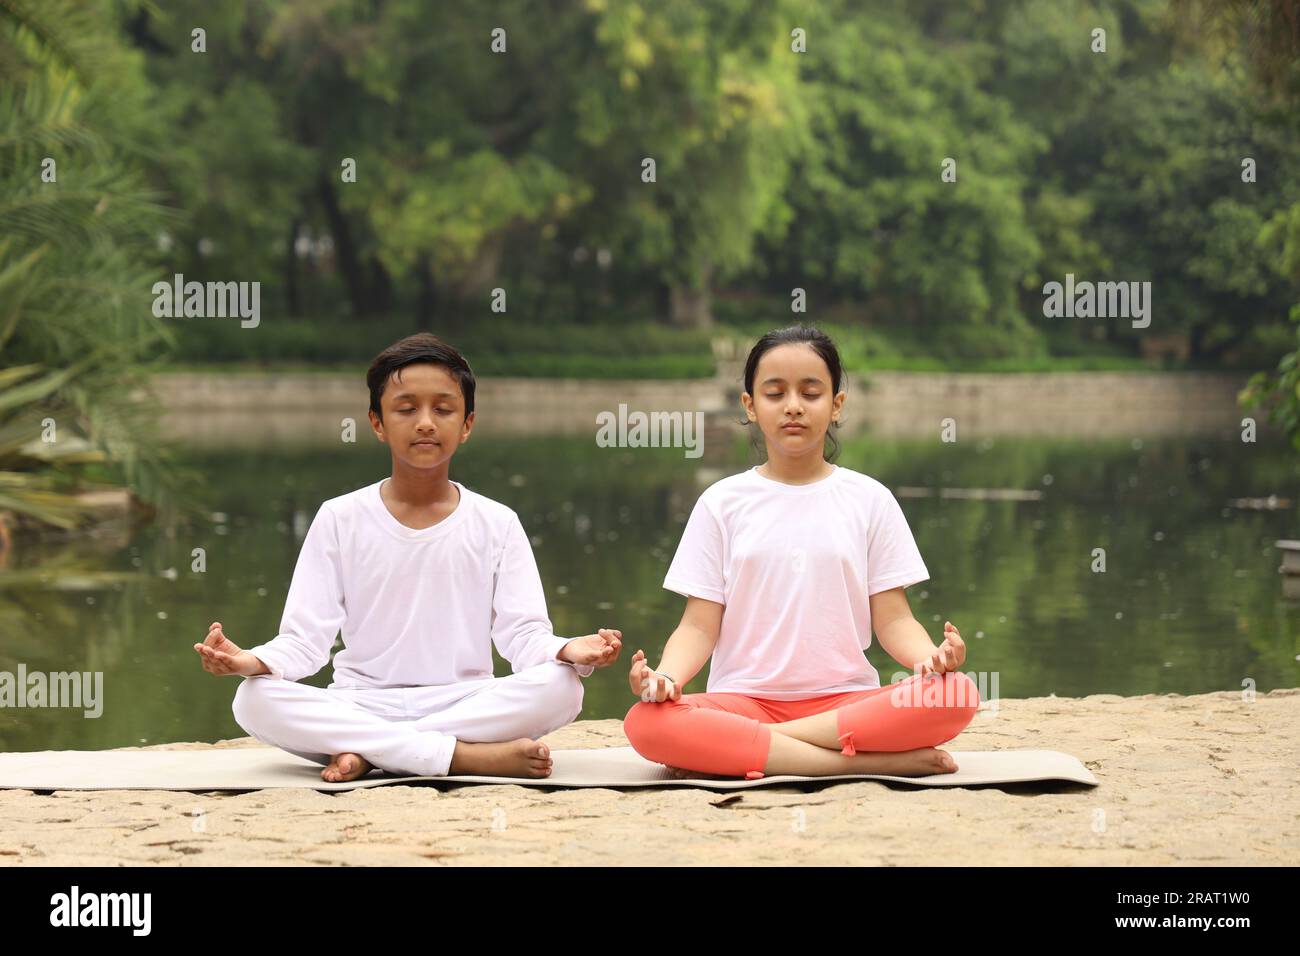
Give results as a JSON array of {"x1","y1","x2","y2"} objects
[
  {"x1": 918, "y1": 620, "x2": 967, "y2": 678},
  {"x1": 629, "y1": 648, "x2": 680, "y2": 702}
]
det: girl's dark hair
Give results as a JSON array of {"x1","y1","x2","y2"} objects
[
  {"x1": 740, "y1": 325, "x2": 845, "y2": 461},
  {"x1": 367, "y1": 333, "x2": 476, "y2": 421}
]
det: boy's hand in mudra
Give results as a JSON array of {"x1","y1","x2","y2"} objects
[
  {"x1": 917, "y1": 620, "x2": 967, "y2": 678},
  {"x1": 559, "y1": 627, "x2": 623, "y2": 669},
  {"x1": 194, "y1": 621, "x2": 268, "y2": 677}
]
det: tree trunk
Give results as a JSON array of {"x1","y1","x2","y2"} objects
[
  {"x1": 285, "y1": 217, "x2": 301, "y2": 318},
  {"x1": 317, "y1": 174, "x2": 369, "y2": 318},
  {"x1": 669, "y1": 266, "x2": 714, "y2": 328},
  {"x1": 369, "y1": 257, "x2": 394, "y2": 315},
  {"x1": 453, "y1": 231, "x2": 506, "y2": 303},
  {"x1": 656, "y1": 278, "x2": 672, "y2": 324},
  {"x1": 415, "y1": 255, "x2": 437, "y2": 328},
  {"x1": 1188, "y1": 321, "x2": 1206, "y2": 362}
]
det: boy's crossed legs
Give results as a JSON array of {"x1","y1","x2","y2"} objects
[{"x1": 232, "y1": 660, "x2": 584, "y2": 781}]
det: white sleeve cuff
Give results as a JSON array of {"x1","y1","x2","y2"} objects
[
  {"x1": 663, "y1": 576, "x2": 725, "y2": 605},
  {"x1": 551, "y1": 636, "x2": 596, "y2": 678},
  {"x1": 866, "y1": 568, "x2": 930, "y2": 596},
  {"x1": 245, "y1": 645, "x2": 286, "y2": 680}
]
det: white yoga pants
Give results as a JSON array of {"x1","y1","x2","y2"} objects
[{"x1": 231, "y1": 660, "x2": 584, "y2": 777}]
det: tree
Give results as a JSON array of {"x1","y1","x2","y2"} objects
[
  {"x1": 1170, "y1": 0, "x2": 1300, "y2": 444},
  {"x1": 0, "y1": 0, "x2": 178, "y2": 534}
]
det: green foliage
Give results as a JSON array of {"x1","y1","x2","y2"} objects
[
  {"x1": 84, "y1": 0, "x2": 1298, "y2": 372},
  {"x1": 5, "y1": 0, "x2": 1300, "y2": 449},
  {"x1": 0, "y1": 0, "x2": 184, "y2": 530},
  {"x1": 1242, "y1": 201, "x2": 1300, "y2": 448},
  {"x1": 755, "y1": 0, "x2": 1044, "y2": 338}
]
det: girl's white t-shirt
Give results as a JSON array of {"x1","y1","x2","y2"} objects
[
  {"x1": 246, "y1": 479, "x2": 594, "y2": 688},
  {"x1": 663, "y1": 464, "x2": 929, "y2": 700}
]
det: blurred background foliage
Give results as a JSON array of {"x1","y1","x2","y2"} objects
[{"x1": 2, "y1": 0, "x2": 1300, "y2": 533}]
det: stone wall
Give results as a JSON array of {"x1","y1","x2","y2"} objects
[
  {"x1": 848, "y1": 371, "x2": 1259, "y2": 438},
  {"x1": 144, "y1": 370, "x2": 1266, "y2": 445}
]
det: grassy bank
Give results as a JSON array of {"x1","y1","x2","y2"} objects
[
  {"x1": 161, "y1": 314, "x2": 1271, "y2": 378},
  {"x1": 163, "y1": 318, "x2": 716, "y2": 379}
]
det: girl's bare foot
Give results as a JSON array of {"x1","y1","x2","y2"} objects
[
  {"x1": 848, "y1": 747, "x2": 958, "y2": 776},
  {"x1": 764, "y1": 728, "x2": 962, "y2": 778},
  {"x1": 449, "y1": 738, "x2": 553, "y2": 778},
  {"x1": 322, "y1": 752, "x2": 372, "y2": 782},
  {"x1": 664, "y1": 748, "x2": 957, "y2": 781},
  {"x1": 662, "y1": 764, "x2": 732, "y2": 780}
]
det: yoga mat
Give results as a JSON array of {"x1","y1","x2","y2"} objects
[{"x1": 0, "y1": 745, "x2": 1097, "y2": 792}]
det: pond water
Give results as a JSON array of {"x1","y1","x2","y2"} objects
[{"x1": 2, "y1": 426, "x2": 1298, "y2": 752}]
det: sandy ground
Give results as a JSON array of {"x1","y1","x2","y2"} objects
[{"x1": 2, "y1": 688, "x2": 1297, "y2": 866}]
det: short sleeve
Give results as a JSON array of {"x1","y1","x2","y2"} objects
[
  {"x1": 865, "y1": 486, "x2": 929, "y2": 595},
  {"x1": 662, "y1": 496, "x2": 727, "y2": 604}
]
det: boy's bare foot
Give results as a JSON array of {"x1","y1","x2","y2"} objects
[
  {"x1": 448, "y1": 738, "x2": 553, "y2": 778},
  {"x1": 848, "y1": 747, "x2": 958, "y2": 776},
  {"x1": 322, "y1": 752, "x2": 372, "y2": 782}
]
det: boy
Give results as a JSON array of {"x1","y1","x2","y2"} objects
[{"x1": 194, "y1": 333, "x2": 622, "y2": 781}]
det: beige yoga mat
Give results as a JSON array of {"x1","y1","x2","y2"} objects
[{"x1": 0, "y1": 745, "x2": 1097, "y2": 792}]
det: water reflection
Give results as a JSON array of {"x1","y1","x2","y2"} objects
[{"x1": 2, "y1": 428, "x2": 1298, "y2": 751}]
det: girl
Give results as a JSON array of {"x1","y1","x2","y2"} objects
[{"x1": 623, "y1": 326, "x2": 979, "y2": 779}]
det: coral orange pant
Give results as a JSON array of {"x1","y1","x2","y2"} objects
[{"x1": 624, "y1": 672, "x2": 980, "y2": 778}]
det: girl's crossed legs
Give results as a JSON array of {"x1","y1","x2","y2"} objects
[{"x1": 623, "y1": 671, "x2": 980, "y2": 778}]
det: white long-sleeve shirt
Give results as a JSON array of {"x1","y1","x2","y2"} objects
[{"x1": 245, "y1": 479, "x2": 595, "y2": 688}]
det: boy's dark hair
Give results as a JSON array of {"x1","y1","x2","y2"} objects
[{"x1": 366, "y1": 333, "x2": 476, "y2": 421}]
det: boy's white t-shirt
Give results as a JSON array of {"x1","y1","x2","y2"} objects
[
  {"x1": 246, "y1": 479, "x2": 594, "y2": 688},
  {"x1": 662, "y1": 464, "x2": 929, "y2": 700}
]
